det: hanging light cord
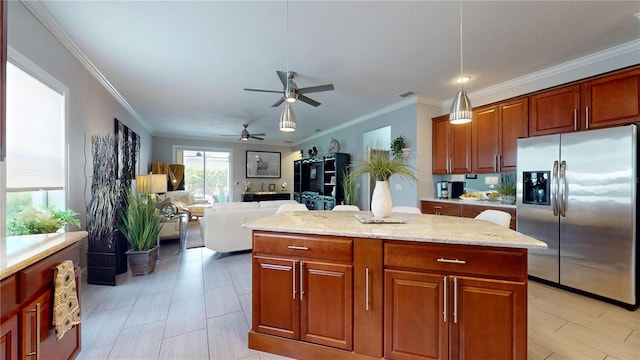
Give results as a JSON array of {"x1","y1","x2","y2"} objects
[
  {"x1": 459, "y1": 0, "x2": 464, "y2": 88},
  {"x1": 285, "y1": 0, "x2": 289, "y2": 91}
]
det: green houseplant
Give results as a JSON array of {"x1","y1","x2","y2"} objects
[
  {"x1": 498, "y1": 173, "x2": 516, "y2": 204},
  {"x1": 341, "y1": 170, "x2": 356, "y2": 206},
  {"x1": 350, "y1": 149, "x2": 417, "y2": 217},
  {"x1": 7, "y1": 206, "x2": 80, "y2": 235},
  {"x1": 391, "y1": 136, "x2": 405, "y2": 160},
  {"x1": 118, "y1": 188, "x2": 161, "y2": 275}
]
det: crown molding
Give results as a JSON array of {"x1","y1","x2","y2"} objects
[
  {"x1": 21, "y1": 0, "x2": 148, "y2": 131},
  {"x1": 443, "y1": 39, "x2": 640, "y2": 109}
]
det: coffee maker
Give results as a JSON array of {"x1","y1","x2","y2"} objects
[
  {"x1": 436, "y1": 181, "x2": 449, "y2": 199},
  {"x1": 448, "y1": 181, "x2": 466, "y2": 199}
]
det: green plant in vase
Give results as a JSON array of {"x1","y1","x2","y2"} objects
[
  {"x1": 498, "y1": 173, "x2": 516, "y2": 204},
  {"x1": 391, "y1": 136, "x2": 405, "y2": 160},
  {"x1": 118, "y1": 188, "x2": 161, "y2": 275},
  {"x1": 341, "y1": 170, "x2": 356, "y2": 205},
  {"x1": 350, "y1": 149, "x2": 417, "y2": 217}
]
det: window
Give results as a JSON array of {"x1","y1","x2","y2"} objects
[
  {"x1": 5, "y1": 53, "x2": 67, "y2": 233},
  {"x1": 181, "y1": 150, "x2": 231, "y2": 203}
]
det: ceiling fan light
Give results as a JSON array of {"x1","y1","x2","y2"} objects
[
  {"x1": 279, "y1": 104, "x2": 296, "y2": 132},
  {"x1": 285, "y1": 90, "x2": 298, "y2": 103},
  {"x1": 449, "y1": 89, "x2": 473, "y2": 124}
]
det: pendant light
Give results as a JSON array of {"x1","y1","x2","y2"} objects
[
  {"x1": 449, "y1": 1, "x2": 472, "y2": 124},
  {"x1": 279, "y1": 0, "x2": 297, "y2": 132}
]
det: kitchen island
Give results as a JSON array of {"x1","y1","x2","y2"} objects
[{"x1": 244, "y1": 211, "x2": 546, "y2": 360}]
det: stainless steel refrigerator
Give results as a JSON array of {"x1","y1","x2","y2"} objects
[{"x1": 517, "y1": 125, "x2": 637, "y2": 307}]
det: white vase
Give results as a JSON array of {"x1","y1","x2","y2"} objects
[{"x1": 371, "y1": 180, "x2": 392, "y2": 218}]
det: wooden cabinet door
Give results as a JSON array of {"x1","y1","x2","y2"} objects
[
  {"x1": 353, "y1": 238, "x2": 383, "y2": 357},
  {"x1": 300, "y1": 261, "x2": 353, "y2": 350},
  {"x1": 529, "y1": 84, "x2": 581, "y2": 136},
  {"x1": 421, "y1": 201, "x2": 460, "y2": 217},
  {"x1": 252, "y1": 256, "x2": 299, "y2": 340},
  {"x1": 472, "y1": 105, "x2": 499, "y2": 173},
  {"x1": 584, "y1": 69, "x2": 640, "y2": 129},
  {"x1": 384, "y1": 270, "x2": 448, "y2": 360},
  {"x1": 450, "y1": 122, "x2": 472, "y2": 174},
  {"x1": 449, "y1": 276, "x2": 527, "y2": 360},
  {"x1": 0, "y1": 316, "x2": 17, "y2": 360},
  {"x1": 499, "y1": 98, "x2": 528, "y2": 171},
  {"x1": 432, "y1": 116, "x2": 450, "y2": 174}
]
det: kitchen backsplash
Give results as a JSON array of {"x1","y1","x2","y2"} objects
[{"x1": 434, "y1": 172, "x2": 516, "y2": 194}]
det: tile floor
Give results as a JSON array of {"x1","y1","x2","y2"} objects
[{"x1": 77, "y1": 240, "x2": 639, "y2": 360}]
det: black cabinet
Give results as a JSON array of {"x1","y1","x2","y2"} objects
[
  {"x1": 242, "y1": 192, "x2": 291, "y2": 202},
  {"x1": 293, "y1": 153, "x2": 350, "y2": 210}
]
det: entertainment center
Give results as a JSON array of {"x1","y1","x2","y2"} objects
[{"x1": 293, "y1": 153, "x2": 350, "y2": 210}]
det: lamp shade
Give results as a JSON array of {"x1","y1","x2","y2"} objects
[
  {"x1": 279, "y1": 103, "x2": 296, "y2": 132},
  {"x1": 136, "y1": 174, "x2": 167, "y2": 194},
  {"x1": 449, "y1": 89, "x2": 473, "y2": 124}
]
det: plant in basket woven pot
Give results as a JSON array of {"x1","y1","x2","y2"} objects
[
  {"x1": 350, "y1": 149, "x2": 417, "y2": 218},
  {"x1": 118, "y1": 188, "x2": 161, "y2": 276},
  {"x1": 498, "y1": 173, "x2": 517, "y2": 204}
]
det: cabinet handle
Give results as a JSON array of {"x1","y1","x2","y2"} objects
[
  {"x1": 26, "y1": 303, "x2": 41, "y2": 360},
  {"x1": 453, "y1": 277, "x2": 458, "y2": 324},
  {"x1": 365, "y1": 268, "x2": 370, "y2": 311},
  {"x1": 437, "y1": 257, "x2": 466, "y2": 264},
  {"x1": 497, "y1": 154, "x2": 501, "y2": 172},
  {"x1": 443, "y1": 276, "x2": 447, "y2": 323},
  {"x1": 287, "y1": 245, "x2": 309, "y2": 251},
  {"x1": 586, "y1": 107, "x2": 590, "y2": 129},
  {"x1": 300, "y1": 261, "x2": 304, "y2": 300},
  {"x1": 433, "y1": 206, "x2": 443, "y2": 209},
  {"x1": 449, "y1": 158, "x2": 452, "y2": 173},
  {"x1": 493, "y1": 155, "x2": 497, "y2": 172},
  {"x1": 292, "y1": 260, "x2": 297, "y2": 299},
  {"x1": 573, "y1": 109, "x2": 577, "y2": 131}
]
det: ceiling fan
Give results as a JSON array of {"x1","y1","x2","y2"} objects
[
  {"x1": 221, "y1": 124, "x2": 265, "y2": 141},
  {"x1": 244, "y1": 70, "x2": 335, "y2": 107}
]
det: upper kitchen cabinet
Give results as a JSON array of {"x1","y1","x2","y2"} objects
[
  {"x1": 432, "y1": 115, "x2": 472, "y2": 175},
  {"x1": 472, "y1": 97, "x2": 528, "y2": 173},
  {"x1": 529, "y1": 84, "x2": 581, "y2": 136},
  {"x1": 583, "y1": 68, "x2": 640, "y2": 130}
]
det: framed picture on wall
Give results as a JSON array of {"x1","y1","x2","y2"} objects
[
  {"x1": 246, "y1": 150, "x2": 281, "y2": 178},
  {"x1": 114, "y1": 118, "x2": 139, "y2": 180}
]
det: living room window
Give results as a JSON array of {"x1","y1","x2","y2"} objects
[
  {"x1": 181, "y1": 150, "x2": 230, "y2": 203},
  {"x1": 5, "y1": 54, "x2": 67, "y2": 234}
]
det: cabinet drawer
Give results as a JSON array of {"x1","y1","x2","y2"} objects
[
  {"x1": 1, "y1": 275, "x2": 17, "y2": 319},
  {"x1": 253, "y1": 231, "x2": 353, "y2": 262},
  {"x1": 420, "y1": 201, "x2": 460, "y2": 216},
  {"x1": 384, "y1": 242, "x2": 526, "y2": 281},
  {"x1": 17, "y1": 243, "x2": 80, "y2": 304}
]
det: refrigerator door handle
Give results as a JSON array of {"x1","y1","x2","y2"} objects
[
  {"x1": 559, "y1": 160, "x2": 567, "y2": 217},
  {"x1": 551, "y1": 160, "x2": 559, "y2": 216}
]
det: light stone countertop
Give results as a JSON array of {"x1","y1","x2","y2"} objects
[
  {"x1": 1, "y1": 231, "x2": 88, "y2": 280},
  {"x1": 420, "y1": 197, "x2": 516, "y2": 209},
  {"x1": 243, "y1": 211, "x2": 546, "y2": 249}
]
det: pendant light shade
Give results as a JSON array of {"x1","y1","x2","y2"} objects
[
  {"x1": 449, "y1": 89, "x2": 472, "y2": 124},
  {"x1": 449, "y1": 1, "x2": 472, "y2": 124},
  {"x1": 279, "y1": 103, "x2": 296, "y2": 132}
]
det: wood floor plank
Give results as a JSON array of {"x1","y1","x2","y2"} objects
[{"x1": 556, "y1": 322, "x2": 640, "y2": 360}]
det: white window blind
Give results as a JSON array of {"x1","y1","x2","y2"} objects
[{"x1": 6, "y1": 62, "x2": 65, "y2": 191}]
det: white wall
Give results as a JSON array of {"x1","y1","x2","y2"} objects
[
  {"x1": 6, "y1": 2, "x2": 152, "y2": 268},
  {"x1": 152, "y1": 136, "x2": 295, "y2": 202}
]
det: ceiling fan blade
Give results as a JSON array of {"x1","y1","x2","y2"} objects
[
  {"x1": 276, "y1": 71, "x2": 288, "y2": 87},
  {"x1": 298, "y1": 94, "x2": 321, "y2": 107},
  {"x1": 250, "y1": 136, "x2": 264, "y2": 141},
  {"x1": 251, "y1": 133, "x2": 266, "y2": 137},
  {"x1": 271, "y1": 96, "x2": 286, "y2": 107},
  {"x1": 244, "y1": 88, "x2": 283, "y2": 94},
  {"x1": 297, "y1": 84, "x2": 335, "y2": 94}
]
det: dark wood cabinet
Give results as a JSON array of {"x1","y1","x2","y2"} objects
[
  {"x1": 0, "y1": 315, "x2": 17, "y2": 360},
  {"x1": 529, "y1": 84, "x2": 581, "y2": 136},
  {"x1": 384, "y1": 242, "x2": 528, "y2": 360},
  {"x1": 583, "y1": 68, "x2": 640, "y2": 129},
  {"x1": 293, "y1": 153, "x2": 350, "y2": 209},
  {"x1": 432, "y1": 115, "x2": 471, "y2": 175},
  {"x1": 472, "y1": 105, "x2": 499, "y2": 173},
  {"x1": 252, "y1": 232, "x2": 353, "y2": 351},
  {"x1": 499, "y1": 98, "x2": 528, "y2": 171},
  {"x1": 353, "y1": 238, "x2": 383, "y2": 358},
  {"x1": 421, "y1": 201, "x2": 516, "y2": 230},
  {"x1": 241, "y1": 192, "x2": 290, "y2": 202}
]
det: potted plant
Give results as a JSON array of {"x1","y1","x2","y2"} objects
[
  {"x1": 498, "y1": 173, "x2": 517, "y2": 204},
  {"x1": 391, "y1": 136, "x2": 405, "y2": 160},
  {"x1": 341, "y1": 170, "x2": 356, "y2": 205},
  {"x1": 7, "y1": 206, "x2": 80, "y2": 235},
  {"x1": 118, "y1": 188, "x2": 161, "y2": 276},
  {"x1": 350, "y1": 149, "x2": 417, "y2": 218}
]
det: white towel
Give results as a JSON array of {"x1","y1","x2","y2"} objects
[{"x1": 52, "y1": 260, "x2": 81, "y2": 340}]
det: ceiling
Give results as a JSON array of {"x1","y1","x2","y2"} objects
[{"x1": 32, "y1": 1, "x2": 640, "y2": 145}]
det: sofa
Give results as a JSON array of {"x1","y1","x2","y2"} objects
[
  {"x1": 201, "y1": 200, "x2": 298, "y2": 254},
  {"x1": 163, "y1": 190, "x2": 213, "y2": 218}
]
